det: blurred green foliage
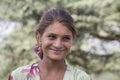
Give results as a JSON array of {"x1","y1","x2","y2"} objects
[{"x1": 0, "y1": 0, "x2": 120, "y2": 80}]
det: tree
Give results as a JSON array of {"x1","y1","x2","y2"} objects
[{"x1": 0, "y1": 0, "x2": 120, "y2": 80}]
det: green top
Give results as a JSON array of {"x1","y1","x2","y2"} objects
[{"x1": 9, "y1": 63, "x2": 90, "y2": 80}]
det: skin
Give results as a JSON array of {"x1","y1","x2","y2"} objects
[{"x1": 36, "y1": 21, "x2": 74, "y2": 80}]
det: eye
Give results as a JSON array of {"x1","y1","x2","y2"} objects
[
  {"x1": 63, "y1": 36, "x2": 71, "y2": 41},
  {"x1": 48, "y1": 34, "x2": 56, "y2": 40}
]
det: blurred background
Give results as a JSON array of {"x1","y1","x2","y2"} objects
[{"x1": 0, "y1": 0, "x2": 120, "y2": 80}]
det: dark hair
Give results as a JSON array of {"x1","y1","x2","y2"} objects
[{"x1": 36, "y1": 8, "x2": 77, "y2": 38}]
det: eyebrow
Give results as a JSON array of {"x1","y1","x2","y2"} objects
[
  {"x1": 63, "y1": 35, "x2": 72, "y2": 37},
  {"x1": 47, "y1": 33, "x2": 72, "y2": 37}
]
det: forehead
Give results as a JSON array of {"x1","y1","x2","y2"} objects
[{"x1": 43, "y1": 22, "x2": 72, "y2": 36}]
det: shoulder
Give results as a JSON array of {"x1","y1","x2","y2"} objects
[
  {"x1": 67, "y1": 65, "x2": 91, "y2": 80},
  {"x1": 12, "y1": 64, "x2": 32, "y2": 73},
  {"x1": 9, "y1": 63, "x2": 39, "y2": 80}
]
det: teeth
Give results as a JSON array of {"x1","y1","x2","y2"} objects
[
  {"x1": 54, "y1": 50, "x2": 62, "y2": 51},
  {"x1": 51, "y1": 49, "x2": 64, "y2": 51}
]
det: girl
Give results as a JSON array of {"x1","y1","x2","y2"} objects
[{"x1": 9, "y1": 8, "x2": 90, "y2": 80}]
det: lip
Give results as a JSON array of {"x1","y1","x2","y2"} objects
[
  {"x1": 50, "y1": 48, "x2": 65, "y2": 51},
  {"x1": 51, "y1": 49, "x2": 64, "y2": 51}
]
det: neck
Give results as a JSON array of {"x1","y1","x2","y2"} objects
[{"x1": 38, "y1": 58, "x2": 66, "y2": 73}]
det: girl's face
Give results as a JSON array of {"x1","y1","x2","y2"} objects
[{"x1": 40, "y1": 22, "x2": 73, "y2": 61}]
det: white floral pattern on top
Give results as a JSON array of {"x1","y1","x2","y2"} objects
[{"x1": 8, "y1": 63, "x2": 90, "y2": 80}]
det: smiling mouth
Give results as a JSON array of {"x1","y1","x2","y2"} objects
[{"x1": 50, "y1": 48, "x2": 64, "y2": 51}]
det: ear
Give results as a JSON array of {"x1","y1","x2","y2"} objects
[{"x1": 35, "y1": 30, "x2": 41, "y2": 43}]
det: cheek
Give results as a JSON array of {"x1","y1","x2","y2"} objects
[
  {"x1": 65, "y1": 43, "x2": 72, "y2": 55},
  {"x1": 42, "y1": 40, "x2": 49, "y2": 48},
  {"x1": 41, "y1": 38, "x2": 52, "y2": 51},
  {"x1": 65, "y1": 43, "x2": 72, "y2": 49}
]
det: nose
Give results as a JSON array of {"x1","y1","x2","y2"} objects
[{"x1": 53, "y1": 39, "x2": 63, "y2": 48}]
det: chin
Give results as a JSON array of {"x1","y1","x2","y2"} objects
[{"x1": 50, "y1": 56, "x2": 65, "y2": 61}]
